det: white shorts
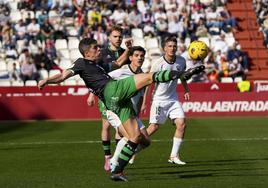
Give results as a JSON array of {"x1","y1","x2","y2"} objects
[
  {"x1": 149, "y1": 101, "x2": 185, "y2": 125},
  {"x1": 106, "y1": 110, "x2": 145, "y2": 130}
]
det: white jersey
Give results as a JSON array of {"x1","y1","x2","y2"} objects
[
  {"x1": 108, "y1": 64, "x2": 144, "y2": 114},
  {"x1": 150, "y1": 55, "x2": 186, "y2": 101}
]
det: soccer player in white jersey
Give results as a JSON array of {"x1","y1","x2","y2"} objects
[
  {"x1": 107, "y1": 46, "x2": 151, "y2": 170},
  {"x1": 146, "y1": 36, "x2": 190, "y2": 165}
]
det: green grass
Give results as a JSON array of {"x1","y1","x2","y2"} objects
[{"x1": 1, "y1": 117, "x2": 268, "y2": 188}]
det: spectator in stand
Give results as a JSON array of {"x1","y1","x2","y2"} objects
[
  {"x1": 128, "y1": 6, "x2": 143, "y2": 29},
  {"x1": 14, "y1": 19, "x2": 27, "y2": 41},
  {"x1": 18, "y1": 0, "x2": 34, "y2": 10},
  {"x1": 18, "y1": 49, "x2": 32, "y2": 66},
  {"x1": 227, "y1": 41, "x2": 249, "y2": 73},
  {"x1": 37, "y1": 9, "x2": 48, "y2": 26},
  {"x1": 5, "y1": 46, "x2": 18, "y2": 60},
  {"x1": 213, "y1": 33, "x2": 228, "y2": 53},
  {"x1": 20, "y1": 54, "x2": 40, "y2": 84},
  {"x1": 168, "y1": 16, "x2": 184, "y2": 37},
  {"x1": 110, "y1": 5, "x2": 128, "y2": 25},
  {"x1": 88, "y1": 7, "x2": 102, "y2": 29},
  {"x1": 1, "y1": 21, "x2": 14, "y2": 49},
  {"x1": 228, "y1": 58, "x2": 246, "y2": 80},
  {"x1": 27, "y1": 18, "x2": 40, "y2": 44},
  {"x1": 44, "y1": 38, "x2": 57, "y2": 60},
  {"x1": 195, "y1": 17, "x2": 208, "y2": 38},
  {"x1": 9, "y1": 62, "x2": 21, "y2": 82},
  {"x1": 93, "y1": 25, "x2": 108, "y2": 47},
  {"x1": 39, "y1": 18, "x2": 54, "y2": 42},
  {"x1": 34, "y1": 47, "x2": 55, "y2": 71}
]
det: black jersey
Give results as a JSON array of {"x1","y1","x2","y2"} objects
[
  {"x1": 69, "y1": 58, "x2": 112, "y2": 100},
  {"x1": 98, "y1": 46, "x2": 126, "y2": 72}
]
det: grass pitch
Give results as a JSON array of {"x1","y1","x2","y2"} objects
[{"x1": 1, "y1": 117, "x2": 268, "y2": 188}]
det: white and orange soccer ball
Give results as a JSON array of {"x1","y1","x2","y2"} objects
[{"x1": 187, "y1": 40, "x2": 208, "y2": 61}]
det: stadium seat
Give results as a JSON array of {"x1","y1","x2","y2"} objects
[
  {"x1": 9, "y1": 1, "x2": 18, "y2": 10},
  {"x1": 49, "y1": 69, "x2": 61, "y2": 77},
  {"x1": 70, "y1": 49, "x2": 82, "y2": 61},
  {"x1": 59, "y1": 59, "x2": 72, "y2": 69},
  {"x1": 10, "y1": 10, "x2": 22, "y2": 22},
  {"x1": 221, "y1": 77, "x2": 233, "y2": 83},
  {"x1": 0, "y1": 60, "x2": 7, "y2": 71},
  {"x1": 39, "y1": 69, "x2": 48, "y2": 79},
  {"x1": 12, "y1": 81, "x2": 24, "y2": 86},
  {"x1": 148, "y1": 48, "x2": 162, "y2": 59},
  {"x1": 58, "y1": 49, "x2": 70, "y2": 59},
  {"x1": 67, "y1": 27, "x2": 79, "y2": 37},
  {"x1": 55, "y1": 39, "x2": 68, "y2": 50},
  {"x1": 133, "y1": 38, "x2": 146, "y2": 48},
  {"x1": 234, "y1": 77, "x2": 243, "y2": 83},
  {"x1": 6, "y1": 60, "x2": 19, "y2": 71},
  {"x1": 25, "y1": 80, "x2": 37, "y2": 86},
  {"x1": 131, "y1": 28, "x2": 144, "y2": 39},
  {"x1": 198, "y1": 37, "x2": 210, "y2": 48},
  {"x1": 22, "y1": 11, "x2": 35, "y2": 21},
  {"x1": 68, "y1": 38, "x2": 80, "y2": 50},
  {"x1": 16, "y1": 40, "x2": 26, "y2": 53},
  {"x1": 0, "y1": 80, "x2": 11, "y2": 86},
  {"x1": 145, "y1": 38, "x2": 159, "y2": 49}
]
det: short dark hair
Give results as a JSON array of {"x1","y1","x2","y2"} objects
[
  {"x1": 128, "y1": 46, "x2": 146, "y2": 56},
  {"x1": 78, "y1": 38, "x2": 97, "y2": 57},
  {"x1": 108, "y1": 25, "x2": 123, "y2": 36},
  {"x1": 162, "y1": 36, "x2": 177, "y2": 48}
]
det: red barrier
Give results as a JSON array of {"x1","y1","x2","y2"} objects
[{"x1": 0, "y1": 83, "x2": 267, "y2": 121}]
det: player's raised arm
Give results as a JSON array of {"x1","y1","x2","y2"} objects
[
  {"x1": 38, "y1": 69, "x2": 74, "y2": 90},
  {"x1": 114, "y1": 38, "x2": 133, "y2": 67}
]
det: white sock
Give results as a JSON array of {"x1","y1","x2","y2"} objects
[
  {"x1": 110, "y1": 137, "x2": 128, "y2": 165},
  {"x1": 170, "y1": 137, "x2": 182, "y2": 158}
]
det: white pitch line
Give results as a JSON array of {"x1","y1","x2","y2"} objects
[{"x1": 1, "y1": 137, "x2": 268, "y2": 146}]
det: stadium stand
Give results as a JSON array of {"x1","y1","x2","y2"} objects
[{"x1": 0, "y1": 0, "x2": 267, "y2": 87}]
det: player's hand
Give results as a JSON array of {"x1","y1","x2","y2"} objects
[
  {"x1": 38, "y1": 79, "x2": 47, "y2": 90},
  {"x1": 87, "y1": 93, "x2": 95, "y2": 107},
  {"x1": 184, "y1": 92, "x2": 190, "y2": 101},
  {"x1": 125, "y1": 38, "x2": 133, "y2": 49},
  {"x1": 140, "y1": 104, "x2": 147, "y2": 115}
]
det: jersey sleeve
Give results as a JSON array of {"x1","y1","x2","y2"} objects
[
  {"x1": 68, "y1": 58, "x2": 84, "y2": 75},
  {"x1": 108, "y1": 69, "x2": 123, "y2": 80}
]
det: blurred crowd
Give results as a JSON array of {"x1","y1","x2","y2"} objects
[
  {"x1": 0, "y1": 0, "x2": 250, "y2": 86},
  {"x1": 253, "y1": 0, "x2": 268, "y2": 47}
]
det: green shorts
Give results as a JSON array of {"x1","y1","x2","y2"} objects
[
  {"x1": 102, "y1": 76, "x2": 137, "y2": 123},
  {"x1": 98, "y1": 100, "x2": 107, "y2": 119}
]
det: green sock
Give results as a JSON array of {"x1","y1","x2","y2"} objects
[{"x1": 153, "y1": 70, "x2": 183, "y2": 82}]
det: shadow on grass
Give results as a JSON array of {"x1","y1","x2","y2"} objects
[{"x1": 131, "y1": 157, "x2": 268, "y2": 181}]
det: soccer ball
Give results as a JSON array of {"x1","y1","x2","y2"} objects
[{"x1": 187, "y1": 40, "x2": 208, "y2": 60}]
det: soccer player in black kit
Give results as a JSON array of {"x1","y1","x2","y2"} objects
[
  {"x1": 38, "y1": 38, "x2": 204, "y2": 182},
  {"x1": 87, "y1": 26, "x2": 133, "y2": 172}
]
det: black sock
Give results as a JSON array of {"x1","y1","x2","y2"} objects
[
  {"x1": 112, "y1": 141, "x2": 138, "y2": 174},
  {"x1": 102, "y1": 140, "x2": 111, "y2": 156},
  {"x1": 115, "y1": 139, "x2": 121, "y2": 145},
  {"x1": 153, "y1": 70, "x2": 184, "y2": 82}
]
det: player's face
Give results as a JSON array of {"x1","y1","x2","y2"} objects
[
  {"x1": 130, "y1": 51, "x2": 145, "y2": 67},
  {"x1": 109, "y1": 30, "x2": 123, "y2": 48},
  {"x1": 85, "y1": 44, "x2": 101, "y2": 61},
  {"x1": 164, "y1": 41, "x2": 177, "y2": 57}
]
